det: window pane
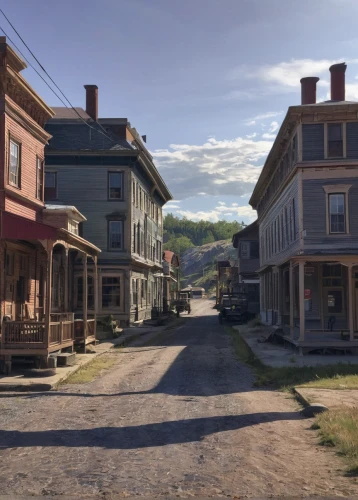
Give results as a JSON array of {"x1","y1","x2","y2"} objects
[
  {"x1": 328, "y1": 124, "x2": 342, "y2": 141},
  {"x1": 327, "y1": 290, "x2": 343, "y2": 314},
  {"x1": 109, "y1": 173, "x2": 122, "y2": 199},
  {"x1": 102, "y1": 277, "x2": 120, "y2": 308},
  {"x1": 329, "y1": 194, "x2": 345, "y2": 233},
  {"x1": 9, "y1": 140, "x2": 19, "y2": 185},
  {"x1": 109, "y1": 221, "x2": 123, "y2": 249}
]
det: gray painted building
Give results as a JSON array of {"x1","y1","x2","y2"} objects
[
  {"x1": 44, "y1": 87, "x2": 172, "y2": 326},
  {"x1": 250, "y1": 63, "x2": 358, "y2": 351}
]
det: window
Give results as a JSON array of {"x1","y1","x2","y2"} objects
[
  {"x1": 102, "y1": 277, "x2": 120, "y2": 308},
  {"x1": 251, "y1": 241, "x2": 259, "y2": 259},
  {"x1": 68, "y1": 220, "x2": 79, "y2": 235},
  {"x1": 139, "y1": 189, "x2": 143, "y2": 210},
  {"x1": 76, "y1": 276, "x2": 94, "y2": 309},
  {"x1": 132, "y1": 181, "x2": 136, "y2": 205},
  {"x1": 108, "y1": 221, "x2": 123, "y2": 250},
  {"x1": 326, "y1": 290, "x2": 343, "y2": 314},
  {"x1": 322, "y1": 264, "x2": 343, "y2": 286},
  {"x1": 132, "y1": 278, "x2": 138, "y2": 305},
  {"x1": 329, "y1": 193, "x2": 345, "y2": 233},
  {"x1": 5, "y1": 252, "x2": 14, "y2": 276},
  {"x1": 36, "y1": 157, "x2": 43, "y2": 200},
  {"x1": 241, "y1": 241, "x2": 250, "y2": 259},
  {"x1": 328, "y1": 123, "x2": 343, "y2": 158},
  {"x1": 44, "y1": 172, "x2": 57, "y2": 200},
  {"x1": 108, "y1": 172, "x2": 123, "y2": 199},
  {"x1": 9, "y1": 139, "x2": 20, "y2": 187}
]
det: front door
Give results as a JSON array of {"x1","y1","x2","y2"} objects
[
  {"x1": 15, "y1": 276, "x2": 26, "y2": 320},
  {"x1": 323, "y1": 287, "x2": 344, "y2": 329}
]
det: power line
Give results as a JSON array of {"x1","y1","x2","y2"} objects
[{"x1": 0, "y1": 10, "x2": 114, "y2": 142}]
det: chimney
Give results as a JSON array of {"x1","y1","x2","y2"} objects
[
  {"x1": 84, "y1": 85, "x2": 98, "y2": 121},
  {"x1": 300, "y1": 77, "x2": 319, "y2": 105},
  {"x1": 329, "y1": 63, "x2": 347, "y2": 101}
]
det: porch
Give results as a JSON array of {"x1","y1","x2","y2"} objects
[
  {"x1": 261, "y1": 256, "x2": 358, "y2": 353},
  {"x1": 0, "y1": 213, "x2": 100, "y2": 366}
]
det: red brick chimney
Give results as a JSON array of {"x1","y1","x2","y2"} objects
[
  {"x1": 84, "y1": 85, "x2": 98, "y2": 121},
  {"x1": 329, "y1": 63, "x2": 346, "y2": 101},
  {"x1": 300, "y1": 77, "x2": 319, "y2": 105}
]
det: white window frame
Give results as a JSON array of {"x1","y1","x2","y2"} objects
[
  {"x1": 9, "y1": 139, "x2": 21, "y2": 187},
  {"x1": 324, "y1": 122, "x2": 346, "y2": 159},
  {"x1": 323, "y1": 184, "x2": 351, "y2": 235},
  {"x1": 101, "y1": 275, "x2": 122, "y2": 310},
  {"x1": 108, "y1": 171, "x2": 124, "y2": 200},
  {"x1": 36, "y1": 157, "x2": 43, "y2": 200},
  {"x1": 108, "y1": 220, "x2": 124, "y2": 250}
]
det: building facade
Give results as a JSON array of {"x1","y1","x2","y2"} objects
[
  {"x1": 232, "y1": 221, "x2": 260, "y2": 309},
  {"x1": 0, "y1": 38, "x2": 100, "y2": 371},
  {"x1": 250, "y1": 63, "x2": 358, "y2": 351},
  {"x1": 45, "y1": 86, "x2": 172, "y2": 326}
]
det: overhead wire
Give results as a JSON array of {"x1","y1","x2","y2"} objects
[{"x1": 0, "y1": 10, "x2": 115, "y2": 142}]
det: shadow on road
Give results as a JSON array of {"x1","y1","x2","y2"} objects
[{"x1": 0, "y1": 411, "x2": 301, "y2": 450}]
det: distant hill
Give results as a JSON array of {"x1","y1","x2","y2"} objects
[
  {"x1": 163, "y1": 213, "x2": 244, "y2": 256},
  {"x1": 179, "y1": 239, "x2": 237, "y2": 293}
]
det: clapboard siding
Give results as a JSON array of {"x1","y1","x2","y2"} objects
[
  {"x1": 260, "y1": 175, "x2": 300, "y2": 267},
  {"x1": 303, "y1": 177, "x2": 358, "y2": 249},
  {"x1": 347, "y1": 122, "x2": 358, "y2": 159},
  {"x1": 302, "y1": 124, "x2": 324, "y2": 161}
]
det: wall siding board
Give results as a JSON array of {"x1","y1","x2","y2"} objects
[
  {"x1": 302, "y1": 124, "x2": 324, "y2": 161},
  {"x1": 260, "y1": 175, "x2": 300, "y2": 267},
  {"x1": 346, "y1": 122, "x2": 358, "y2": 159},
  {"x1": 303, "y1": 177, "x2": 358, "y2": 248}
]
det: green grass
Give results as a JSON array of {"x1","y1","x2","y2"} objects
[
  {"x1": 228, "y1": 326, "x2": 358, "y2": 390},
  {"x1": 62, "y1": 354, "x2": 118, "y2": 384},
  {"x1": 314, "y1": 408, "x2": 358, "y2": 475}
]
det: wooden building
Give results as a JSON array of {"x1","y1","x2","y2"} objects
[
  {"x1": 250, "y1": 62, "x2": 358, "y2": 352},
  {"x1": 44, "y1": 86, "x2": 172, "y2": 327},
  {"x1": 0, "y1": 38, "x2": 100, "y2": 371},
  {"x1": 232, "y1": 221, "x2": 260, "y2": 309}
]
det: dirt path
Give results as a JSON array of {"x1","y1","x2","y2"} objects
[{"x1": 0, "y1": 300, "x2": 357, "y2": 498}]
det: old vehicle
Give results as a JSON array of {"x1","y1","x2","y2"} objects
[
  {"x1": 218, "y1": 293, "x2": 255, "y2": 324},
  {"x1": 174, "y1": 291, "x2": 192, "y2": 317}
]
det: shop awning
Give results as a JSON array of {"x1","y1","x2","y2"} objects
[{"x1": 1, "y1": 211, "x2": 58, "y2": 240}]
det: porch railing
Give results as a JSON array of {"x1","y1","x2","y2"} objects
[
  {"x1": 74, "y1": 318, "x2": 96, "y2": 341},
  {"x1": 87, "y1": 318, "x2": 96, "y2": 338},
  {"x1": 2, "y1": 321, "x2": 46, "y2": 346},
  {"x1": 49, "y1": 320, "x2": 74, "y2": 345},
  {"x1": 50, "y1": 313, "x2": 75, "y2": 323}
]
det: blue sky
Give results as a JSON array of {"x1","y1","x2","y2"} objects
[{"x1": 2, "y1": 0, "x2": 358, "y2": 223}]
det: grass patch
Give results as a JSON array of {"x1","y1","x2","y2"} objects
[
  {"x1": 62, "y1": 354, "x2": 118, "y2": 384},
  {"x1": 228, "y1": 326, "x2": 358, "y2": 390},
  {"x1": 314, "y1": 408, "x2": 358, "y2": 475}
]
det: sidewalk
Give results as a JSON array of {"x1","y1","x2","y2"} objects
[
  {"x1": 233, "y1": 324, "x2": 358, "y2": 368},
  {"x1": 0, "y1": 317, "x2": 180, "y2": 392},
  {"x1": 294, "y1": 386, "x2": 358, "y2": 410}
]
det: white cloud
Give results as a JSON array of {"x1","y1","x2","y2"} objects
[
  {"x1": 269, "y1": 121, "x2": 279, "y2": 133},
  {"x1": 245, "y1": 111, "x2": 283, "y2": 126},
  {"x1": 176, "y1": 203, "x2": 257, "y2": 223},
  {"x1": 246, "y1": 132, "x2": 257, "y2": 139},
  {"x1": 232, "y1": 202, "x2": 238, "y2": 207},
  {"x1": 163, "y1": 204, "x2": 181, "y2": 210},
  {"x1": 218, "y1": 201, "x2": 226, "y2": 205},
  {"x1": 152, "y1": 136, "x2": 272, "y2": 200},
  {"x1": 262, "y1": 133, "x2": 277, "y2": 140}
]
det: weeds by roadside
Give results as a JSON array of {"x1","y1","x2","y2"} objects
[
  {"x1": 313, "y1": 408, "x2": 358, "y2": 475},
  {"x1": 61, "y1": 354, "x2": 118, "y2": 384},
  {"x1": 228, "y1": 326, "x2": 358, "y2": 391}
]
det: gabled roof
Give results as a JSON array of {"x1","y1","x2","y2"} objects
[
  {"x1": 232, "y1": 220, "x2": 258, "y2": 248},
  {"x1": 163, "y1": 250, "x2": 180, "y2": 266}
]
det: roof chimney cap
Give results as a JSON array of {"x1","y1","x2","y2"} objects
[
  {"x1": 84, "y1": 84, "x2": 98, "y2": 89},
  {"x1": 329, "y1": 62, "x2": 347, "y2": 73},
  {"x1": 300, "y1": 76, "x2": 320, "y2": 105}
]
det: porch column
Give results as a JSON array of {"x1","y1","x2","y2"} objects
[
  {"x1": 45, "y1": 242, "x2": 54, "y2": 348},
  {"x1": 347, "y1": 264, "x2": 354, "y2": 341},
  {"x1": 299, "y1": 261, "x2": 305, "y2": 341},
  {"x1": 82, "y1": 253, "x2": 88, "y2": 345},
  {"x1": 94, "y1": 256, "x2": 98, "y2": 326},
  {"x1": 64, "y1": 248, "x2": 69, "y2": 312},
  {"x1": 289, "y1": 261, "x2": 294, "y2": 338}
]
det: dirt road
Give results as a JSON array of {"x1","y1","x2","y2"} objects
[{"x1": 0, "y1": 300, "x2": 357, "y2": 498}]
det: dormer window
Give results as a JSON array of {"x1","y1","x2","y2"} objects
[{"x1": 328, "y1": 123, "x2": 343, "y2": 157}]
